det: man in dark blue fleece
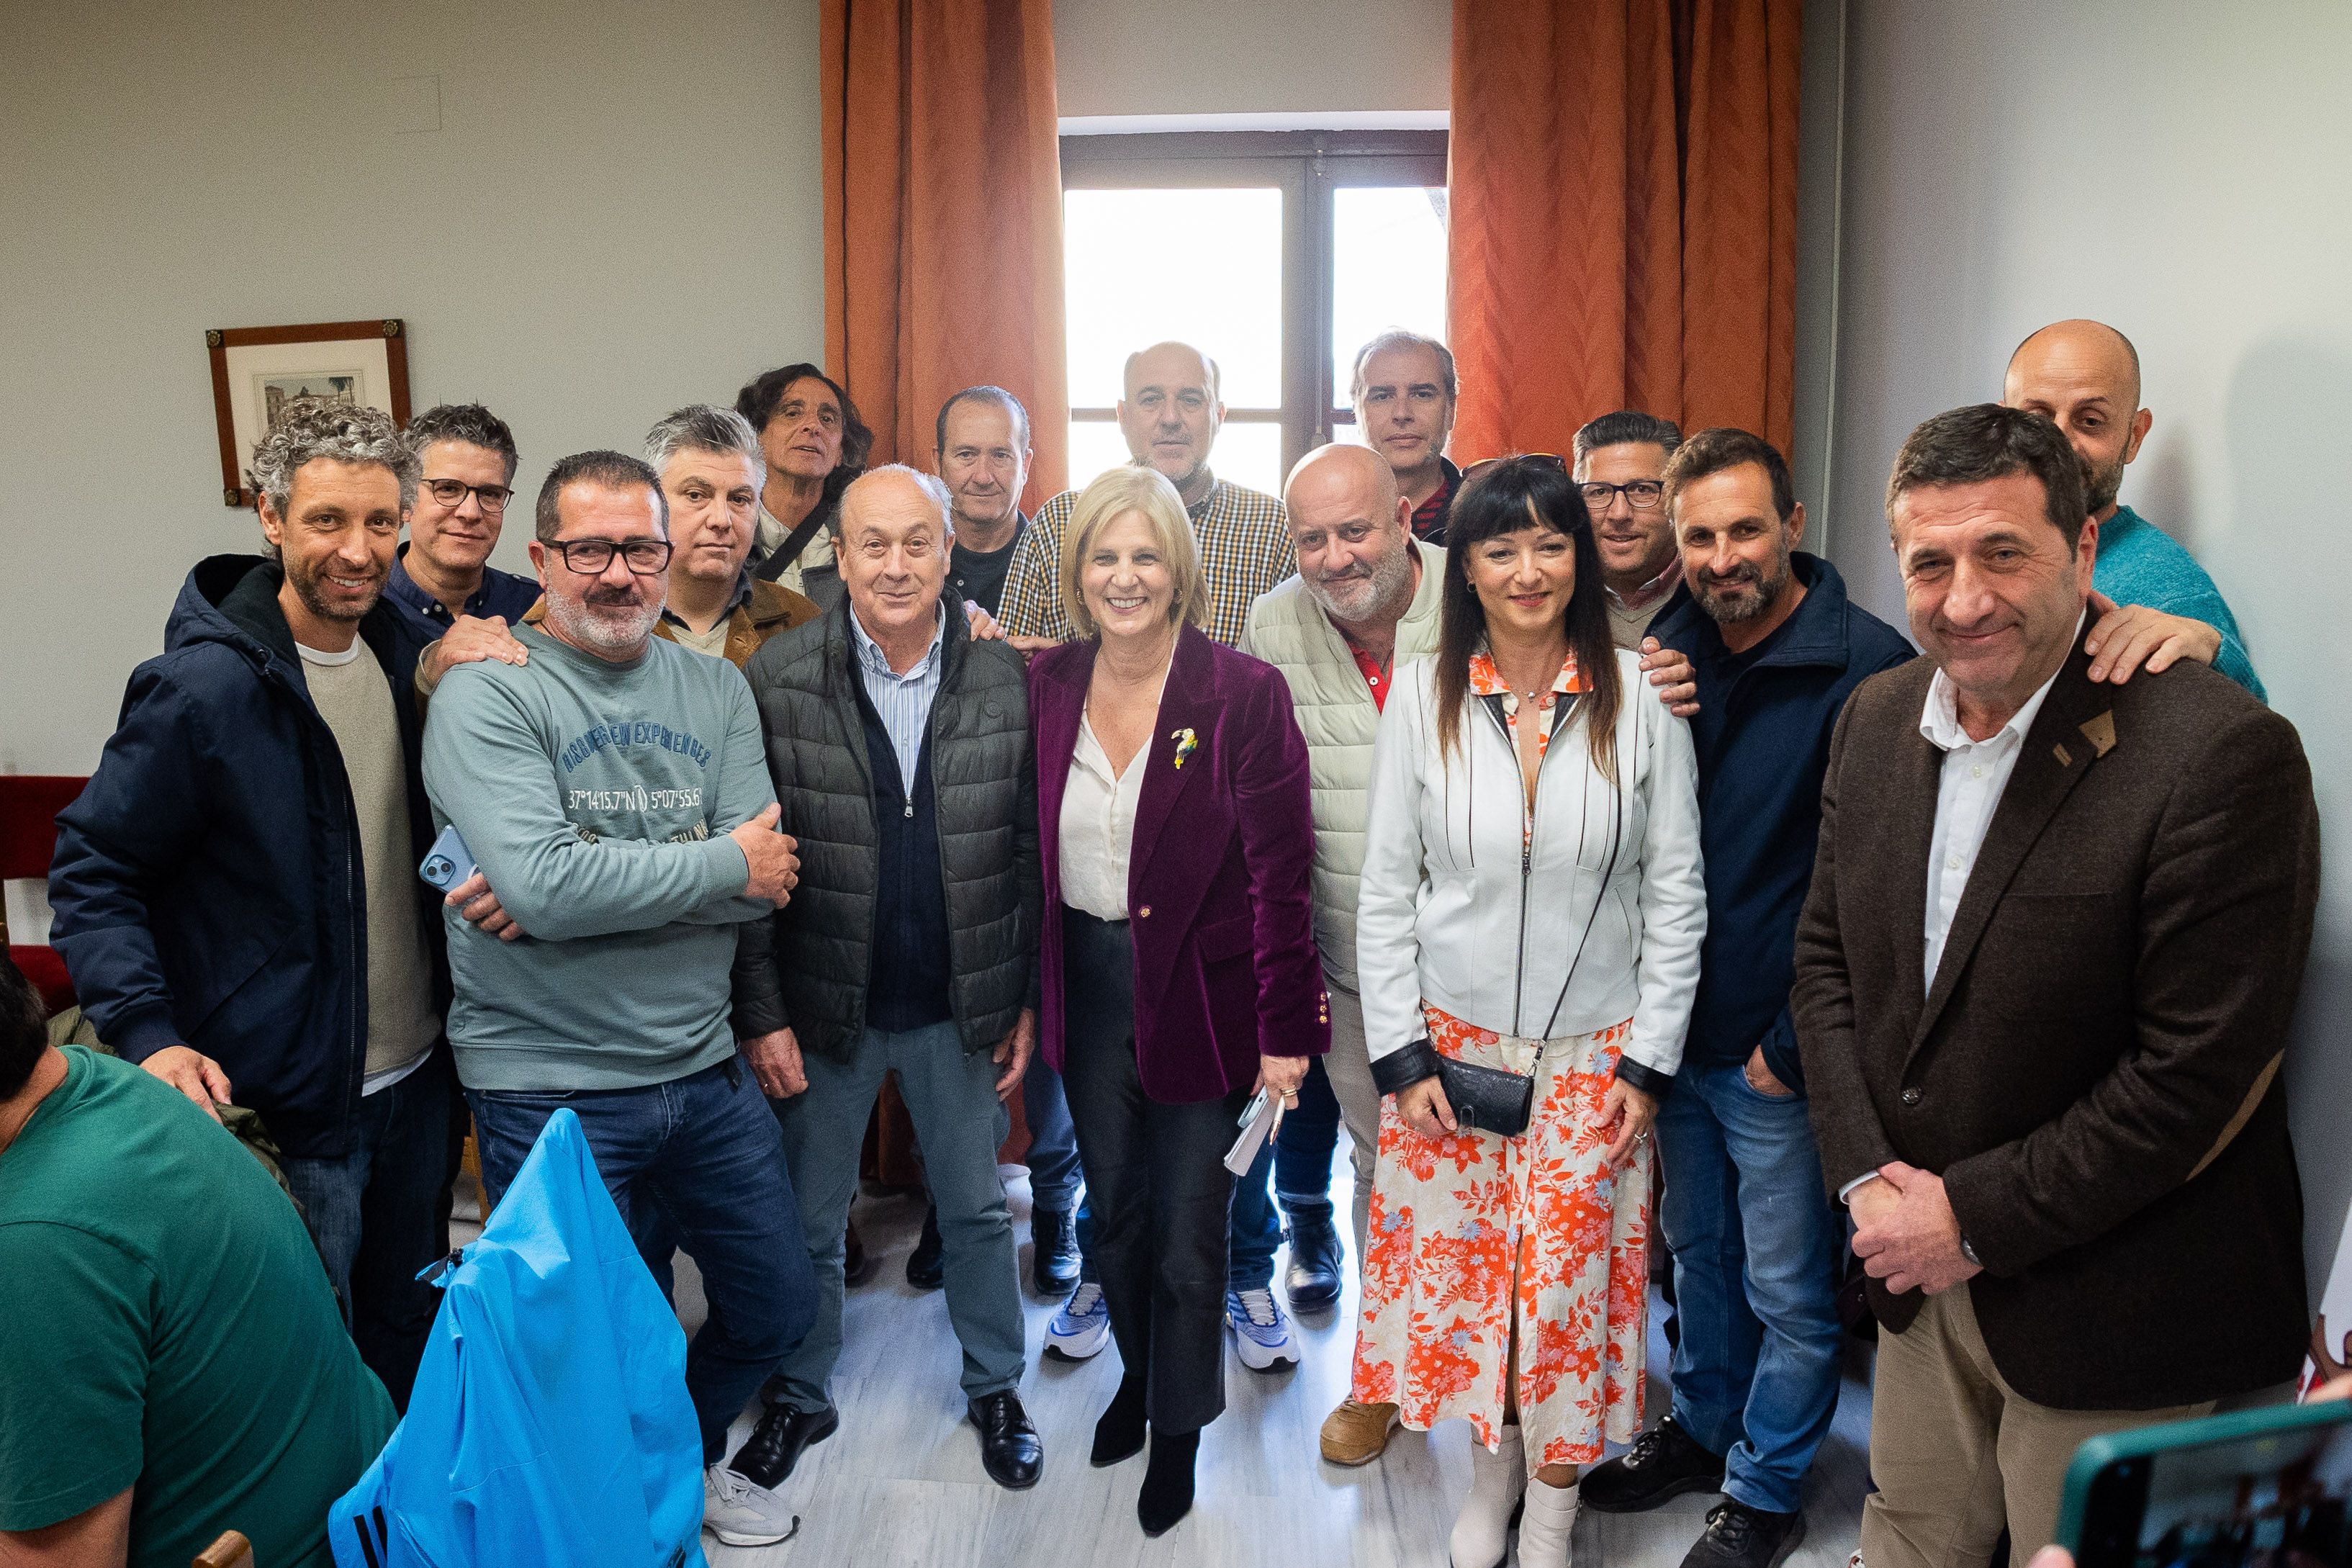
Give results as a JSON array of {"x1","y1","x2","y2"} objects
[
  {"x1": 49, "y1": 397, "x2": 454, "y2": 1410},
  {"x1": 1581, "y1": 429, "x2": 1914, "y2": 1568}
]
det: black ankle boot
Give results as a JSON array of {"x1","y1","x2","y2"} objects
[
  {"x1": 1091, "y1": 1376, "x2": 1148, "y2": 1466},
  {"x1": 1138, "y1": 1428, "x2": 1199, "y2": 1536}
]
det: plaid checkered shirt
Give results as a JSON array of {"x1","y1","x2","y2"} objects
[{"x1": 996, "y1": 470, "x2": 1295, "y2": 648}]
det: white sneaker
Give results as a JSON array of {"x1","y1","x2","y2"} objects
[
  {"x1": 704, "y1": 1463, "x2": 800, "y2": 1548},
  {"x1": 1225, "y1": 1287, "x2": 1300, "y2": 1370},
  {"x1": 1045, "y1": 1281, "x2": 1112, "y2": 1360}
]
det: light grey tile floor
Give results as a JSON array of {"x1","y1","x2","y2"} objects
[{"x1": 645, "y1": 1168, "x2": 1875, "y2": 1568}]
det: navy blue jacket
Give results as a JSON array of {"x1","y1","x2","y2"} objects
[
  {"x1": 49, "y1": 557, "x2": 449, "y2": 1160},
  {"x1": 1652, "y1": 553, "x2": 1912, "y2": 1091}
]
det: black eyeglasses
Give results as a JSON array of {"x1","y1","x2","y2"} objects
[
  {"x1": 422, "y1": 478, "x2": 515, "y2": 513},
  {"x1": 1578, "y1": 479, "x2": 1664, "y2": 511},
  {"x1": 546, "y1": 537, "x2": 673, "y2": 575}
]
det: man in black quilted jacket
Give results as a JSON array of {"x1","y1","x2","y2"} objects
[{"x1": 729, "y1": 464, "x2": 1045, "y2": 1498}]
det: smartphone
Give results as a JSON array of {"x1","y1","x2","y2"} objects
[
  {"x1": 417, "y1": 824, "x2": 477, "y2": 894},
  {"x1": 2058, "y1": 1397, "x2": 2352, "y2": 1568}
]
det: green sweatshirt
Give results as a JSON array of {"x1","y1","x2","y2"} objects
[{"x1": 421, "y1": 624, "x2": 775, "y2": 1091}]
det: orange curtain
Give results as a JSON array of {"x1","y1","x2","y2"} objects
[
  {"x1": 821, "y1": 0, "x2": 1069, "y2": 508},
  {"x1": 1447, "y1": 0, "x2": 1801, "y2": 460}
]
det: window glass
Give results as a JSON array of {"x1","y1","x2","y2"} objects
[
  {"x1": 1331, "y1": 185, "x2": 1449, "y2": 431},
  {"x1": 1063, "y1": 187, "x2": 1283, "y2": 410}
]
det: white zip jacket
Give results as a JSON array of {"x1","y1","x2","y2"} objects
[{"x1": 1356, "y1": 648, "x2": 1706, "y2": 1096}]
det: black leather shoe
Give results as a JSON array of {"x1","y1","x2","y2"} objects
[
  {"x1": 1581, "y1": 1415, "x2": 1726, "y2": 1513},
  {"x1": 906, "y1": 1202, "x2": 945, "y2": 1290},
  {"x1": 1682, "y1": 1500, "x2": 1806, "y2": 1568},
  {"x1": 843, "y1": 1216, "x2": 875, "y2": 1287},
  {"x1": 1283, "y1": 1215, "x2": 1344, "y2": 1312},
  {"x1": 731, "y1": 1402, "x2": 839, "y2": 1490},
  {"x1": 969, "y1": 1390, "x2": 1044, "y2": 1490},
  {"x1": 1032, "y1": 1206, "x2": 1080, "y2": 1296}
]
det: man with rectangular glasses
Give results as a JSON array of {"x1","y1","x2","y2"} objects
[
  {"x1": 420, "y1": 451, "x2": 819, "y2": 1548},
  {"x1": 387, "y1": 403, "x2": 540, "y2": 652},
  {"x1": 1574, "y1": 410, "x2": 1692, "y2": 646}
]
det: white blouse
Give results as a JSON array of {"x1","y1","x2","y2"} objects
[{"x1": 1060, "y1": 710, "x2": 1148, "y2": 921}]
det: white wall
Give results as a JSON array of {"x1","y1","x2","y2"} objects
[
  {"x1": 0, "y1": 0, "x2": 824, "y2": 776},
  {"x1": 1053, "y1": 0, "x2": 1450, "y2": 121},
  {"x1": 1813, "y1": 0, "x2": 2352, "y2": 1296}
]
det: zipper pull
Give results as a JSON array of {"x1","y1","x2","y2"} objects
[{"x1": 904, "y1": 796, "x2": 914, "y2": 819}]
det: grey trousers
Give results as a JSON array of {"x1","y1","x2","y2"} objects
[
  {"x1": 1322, "y1": 982, "x2": 1382, "y2": 1264},
  {"x1": 769, "y1": 1019, "x2": 1027, "y2": 1411}
]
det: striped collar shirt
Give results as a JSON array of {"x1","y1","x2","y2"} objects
[
  {"x1": 996, "y1": 469, "x2": 1296, "y2": 647},
  {"x1": 847, "y1": 599, "x2": 946, "y2": 793}
]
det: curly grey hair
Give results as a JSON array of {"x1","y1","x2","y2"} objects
[
  {"x1": 644, "y1": 404, "x2": 764, "y2": 479},
  {"x1": 248, "y1": 397, "x2": 420, "y2": 519}
]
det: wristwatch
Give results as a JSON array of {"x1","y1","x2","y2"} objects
[{"x1": 1958, "y1": 1234, "x2": 1983, "y2": 1269}]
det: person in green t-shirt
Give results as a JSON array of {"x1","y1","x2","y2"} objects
[{"x1": 0, "y1": 954, "x2": 395, "y2": 1567}]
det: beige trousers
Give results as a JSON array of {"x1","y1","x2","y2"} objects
[
  {"x1": 1320, "y1": 981, "x2": 1382, "y2": 1265},
  {"x1": 1862, "y1": 1286, "x2": 2212, "y2": 1568}
]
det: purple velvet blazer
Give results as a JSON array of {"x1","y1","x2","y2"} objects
[{"x1": 1029, "y1": 623, "x2": 1330, "y2": 1104}]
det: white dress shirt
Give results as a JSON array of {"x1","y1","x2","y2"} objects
[
  {"x1": 1059, "y1": 711, "x2": 1148, "y2": 922},
  {"x1": 1840, "y1": 620, "x2": 2078, "y2": 1204},
  {"x1": 1917, "y1": 619, "x2": 2079, "y2": 991}
]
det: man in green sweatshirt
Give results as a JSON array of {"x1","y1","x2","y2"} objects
[{"x1": 421, "y1": 449, "x2": 814, "y2": 1549}]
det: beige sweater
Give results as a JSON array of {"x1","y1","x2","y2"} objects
[{"x1": 1238, "y1": 539, "x2": 1446, "y2": 993}]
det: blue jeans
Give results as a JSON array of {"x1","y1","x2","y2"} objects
[
  {"x1": 1020, "y1": 1052, "x2": 1085, "y2": 1215},
  {"x1": 1272, "y1": 1054, "x2": 1343, "y2": 1225},
  {"x1": 1654, "y1": 1060, "x2": 1845, "y2": 1514},
  {"x1": 467, "y1": 1058, "x2": 819, "y2": 1463},
  {"x1": 281, "y1": 1049, "x2": 454, "y2": 1412}
]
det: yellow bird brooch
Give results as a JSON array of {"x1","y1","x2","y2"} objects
[{"x1": 1171, "y1": 727, "x2": 1199, "y2": 769}]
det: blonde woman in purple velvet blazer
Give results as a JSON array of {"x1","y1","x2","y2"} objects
[{"x1": 1027, "y1": 464, "x2": 1328, "y2": 1537}]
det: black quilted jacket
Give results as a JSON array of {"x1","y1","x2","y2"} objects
[{"x1": 735, "y1": 598, "x2": 1040, "y2": 1060}]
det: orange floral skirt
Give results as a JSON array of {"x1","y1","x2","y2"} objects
[{"x1": 1348, "y1": 1006, "x2": 1651, "y2": 1472}]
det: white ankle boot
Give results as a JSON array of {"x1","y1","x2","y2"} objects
[
  {"x1": 1514, "y1": 1474, "x2": 1579, "y2": 1567},
  {"x1": 1451, "y1": 1424, "x2": 1527, "y2": 1568}
]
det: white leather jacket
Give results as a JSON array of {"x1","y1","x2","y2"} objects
[{"x1": 1356, "y1": 649, "x2": 1706, "y2": 1096}]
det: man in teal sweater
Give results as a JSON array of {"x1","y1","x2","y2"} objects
[
  {"x1": 2005, "y1": 318, "x2": 2266, "y2": 699},
  {"x1": 422, "y1": 450, "x2": 814, "y2": 1549}
]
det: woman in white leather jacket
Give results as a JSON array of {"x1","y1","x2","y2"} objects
[{"x1": 1347, "y1": 454, "x2": 1706, "y2": 1568}]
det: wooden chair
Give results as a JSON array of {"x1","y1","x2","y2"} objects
[
  {"x1": 0, "y1": 774, "x2": 88, "y2": 1014},
  {"x1": 192, "y1": 1530, "x2": 254, "y2": 1568}
]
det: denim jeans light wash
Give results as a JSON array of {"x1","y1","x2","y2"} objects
[{"x1": 1654, "y1": 1060, "x2": 1846, "y2": 1514}]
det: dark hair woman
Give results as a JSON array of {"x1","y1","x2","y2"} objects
[
  {"x1": 734, "y1": 363, "x2": 874, "y2": 610},
  {"x1": 1348, "y1": 454, "x2": 1707, "y2": 1568}
]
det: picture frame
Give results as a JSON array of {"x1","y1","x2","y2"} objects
[{"x1": 206, "y1": 318, "x2": 412, "y2": 507}]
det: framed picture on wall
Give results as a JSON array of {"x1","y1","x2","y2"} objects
[{"x1": 206, "y1": 318, "x2": 412, "y2": 506}]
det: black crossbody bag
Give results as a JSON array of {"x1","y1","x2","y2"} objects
[{"x1": 1427, "y1": 697, "x2": 1625, "y2": 1139}]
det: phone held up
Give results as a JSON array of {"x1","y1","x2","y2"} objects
[{"x1": 2059, "y1": 1397, "x2": 2352, "y2": 1568}]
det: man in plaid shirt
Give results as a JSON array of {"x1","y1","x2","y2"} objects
[{"x1": 998, "y1": 341, "x2": 1294, "y2": 649}]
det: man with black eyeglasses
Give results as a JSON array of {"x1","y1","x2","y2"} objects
[
  {"x1": 1573, "y1": 410, "x2": 1692, "y2": 647},
  {"x1": 388, "y1": 404, "x2": 540, "y2": 654},
  {"x1": 420, "y1": 451, "x2": 819, "y2": 1548}
]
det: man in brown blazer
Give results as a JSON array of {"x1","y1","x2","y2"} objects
[{"x1": 1793, "y1": 404, "x2": 2320, "y2": 1568}]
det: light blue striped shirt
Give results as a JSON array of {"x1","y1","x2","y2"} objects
[{"x1": 848, "y1": 599, "x2": 946, "y2": 794}]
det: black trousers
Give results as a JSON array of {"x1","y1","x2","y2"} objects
[{"x1": 1059, "y1": 906, "x2": 1252, "y2": 1435}]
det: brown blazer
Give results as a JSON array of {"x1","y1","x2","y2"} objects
[{"x1": 1793, "y1": 627, "x2": 2319, "y2": 1410}]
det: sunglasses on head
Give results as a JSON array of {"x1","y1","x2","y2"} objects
[{"x1": 1463, "y1": 453, "x2": 1567, "y2": 477}]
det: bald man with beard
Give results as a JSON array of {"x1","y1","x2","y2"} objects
[{"x1": 2003, "y1": 320, "x2": 2266, "y2": 698}]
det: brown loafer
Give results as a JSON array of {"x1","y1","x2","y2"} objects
[{"x1": 1320, "y1": 1398, "x2": 1401, "y2": 1466}]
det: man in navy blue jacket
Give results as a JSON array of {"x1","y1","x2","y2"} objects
[
  {"x1": 1581, "y1": 428, "x2": 1913, "y2": 1568},
  {"x1": 48, "y1": 398, "x2": 462, "y2": 1409}
]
